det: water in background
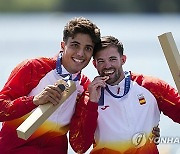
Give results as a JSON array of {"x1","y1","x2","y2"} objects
[{"x1": 0, "y1": 13, "x2": 180, "y2": 154}]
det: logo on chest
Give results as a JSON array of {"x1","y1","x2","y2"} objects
[
  {"x1": 101, "y1": 105, "x2": 110, "y2": 110},
  {"x1": 137, "y1": 94, "x2": 146, "y2": 105}
]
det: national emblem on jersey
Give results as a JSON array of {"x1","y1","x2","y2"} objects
[{"x1": 137, "y1": 94, "x2": 146, "y2": 105}]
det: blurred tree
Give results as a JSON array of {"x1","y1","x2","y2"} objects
[
  {"x1": 59, "y1": 0, "x2": 120, "y2": 12},
  {"x1": 0, "y1": 0, "x2": 59, "y2": 12},
  {"x1": 0, "y1": 0, "x2": 179, "y2": 13},
  {"x1": 136, "y1": 0, "x2": 160, "y2": 13},
  {"x1": 59, "y1": 0, "x2": 180, "y2": 13},
  {"x1": 159, "y1": 0, "x2": 179, "y2": 13}
]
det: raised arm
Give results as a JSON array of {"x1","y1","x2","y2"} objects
[
  {"x1": 69, "y1": 92, "x2": 98, "y2": 153},
  {"x1": 69, "y1": 76, "x2": 108, "y2": 153}
]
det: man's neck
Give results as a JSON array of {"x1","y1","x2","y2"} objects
[{"x1": 110, "y1": 73, "x2": 125, "y2": 86}]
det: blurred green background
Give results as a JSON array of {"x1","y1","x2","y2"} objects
[{"x1": 0, "y1": 0, "x2": 180, "y2": 13}]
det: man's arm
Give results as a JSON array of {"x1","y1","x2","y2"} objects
[
  {"x1": 132, "y1": 72, "x2": 180, "y2": 123},
  {"x1": 17, "y1": 80, "x2": 76, "y2": 140},
  {"x1": 69, "y1": 76, "x2": 108, "y2": 153},
  {"x1": 150, "y1": 79, "x2": 180, "y2": 123},
  {"x1": 69, "y1": 91, "x2": 98, "y2": 153},
  {"x1": 0, "y1": 58, "x2": 55, "y2": 121}
]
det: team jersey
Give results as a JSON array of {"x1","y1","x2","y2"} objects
[
  {"x1": 0, "y1": 57, "x2": 90, "y2": 154},
  {"x1": 70, "y1": 71, "x2": 180, "y2": 154}
]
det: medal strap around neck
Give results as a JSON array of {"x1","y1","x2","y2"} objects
[
  {"x1": 56, "y1": 53, "x2": 81, "y2": 81},
  {"x1": 98, "y1": 71, "x2": 131, "y2": 106}
]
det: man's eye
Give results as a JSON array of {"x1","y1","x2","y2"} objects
[
  {"x1": 97, "y1": 60, "x2": 104, "y2": 63},
  {"x1": 71, "y1": 44, "x2": 78, "y2": 48},
  {"x1": 86, "y1": 47, "x2": 93, "y2": 52},
  {"x1": 110, "y1": 58, "x2": 117, "y2": 61}
]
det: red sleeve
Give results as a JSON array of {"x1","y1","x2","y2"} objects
[
  {"x1": 69, "y1": 91, "x2": 98, "y2": 153},
  {"x1": 0, "y1": 57, "x2": 56, "y2": 121},
  {"x1": 131, "y1": 72, "x2": 180, "y2": 123}
]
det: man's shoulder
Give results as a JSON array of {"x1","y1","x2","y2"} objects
[
  {"x1": 16, "y1": 57, "x2": 56, "y2": 69},
  {"x1": 131, "y1": 71, "x2": 162, "y2": 84},
  {"x1": 27, "y1": 57, "x2": 55, "y2": 66},
  {"x1": 9, "y1": 57, "x2": 56, "y2": 78},
  {"x1": 131, "y1": 71, "x2": 169, "y2": 93}
]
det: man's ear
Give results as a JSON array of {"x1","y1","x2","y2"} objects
[
  {"x1": 121, "y1": 55, "x2": 127, "y2": 65},
  {"x1": 61, "y1": 42, "x2": 65, "y2": 50},
  {"x1": 92, "y1": 59, "x2": 97, "y2": 68}
]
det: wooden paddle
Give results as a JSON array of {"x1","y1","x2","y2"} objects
[{"x1": 158, "y1": 32, "x2": 180, "y2": 92}]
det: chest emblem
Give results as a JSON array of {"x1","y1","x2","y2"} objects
[{"x1": 137, "y1": 94, "x2": 146, "y2": 105}]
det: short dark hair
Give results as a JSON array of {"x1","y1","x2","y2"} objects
[
  {"x1": 93, "y1": 36, "x2": 124, "y2": 58},
  {"x1": 63, "y1": 17, "x2": 101, "y2": 45}
]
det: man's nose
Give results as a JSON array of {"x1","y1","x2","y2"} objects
[
  {"x1": 76, "y1": 48, "x2": 84, "y2": 56},
  {"x1": 104, "y1": 61, "x2": 112, "y2": 68}
]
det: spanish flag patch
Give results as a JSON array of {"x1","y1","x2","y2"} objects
[{"x1": 137, "y1": 94, "x2": 146, "y2": 105}]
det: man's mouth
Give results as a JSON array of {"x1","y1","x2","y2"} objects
[
  {"x1": 103, "y1": 69, "x2": 115, "y2": 76},
  {"x1": 72, "y1": 58, "x2": 84, "y2": 63}
]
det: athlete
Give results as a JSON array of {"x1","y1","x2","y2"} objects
[
  {"x1": 69, "y1": 36, "x2": 180, "y2": 154},
  {"x1": 0, "y1": 17, "x2": 100, "y2": 154}
]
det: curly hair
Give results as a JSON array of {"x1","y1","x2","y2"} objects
[
  {"x1": 93, "y1": 36, "x2": 124, "y2": 58},
  {"x1": 63, "y1": 17, "x2": 101, "y2": 45}
]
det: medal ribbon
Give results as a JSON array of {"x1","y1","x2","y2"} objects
[
  {"x1": 98, "y1": 71, "x2": 131, "y2": 106},
  {"x1": 56, "y1": 54, "x2": 81, "y2": 81}
]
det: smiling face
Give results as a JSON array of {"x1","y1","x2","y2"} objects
[
  {"x1": 94, "y1": 46, "x2": 126, "y2": 85},
  {"x1": 61, "y1": 33, "x2": 94, "y2": 74}
]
